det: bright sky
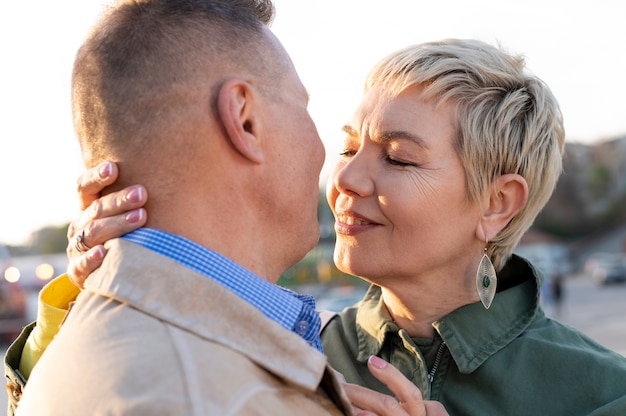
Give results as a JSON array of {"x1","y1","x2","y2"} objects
[{"x1": 1, "y1": 0, "x2": 625, "y2": 246}]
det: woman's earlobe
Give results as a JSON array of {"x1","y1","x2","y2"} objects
[{"x1": 217, "y1": 78, "x2": 264, "y2": 163}]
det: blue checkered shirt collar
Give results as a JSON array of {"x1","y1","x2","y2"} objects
[{"x1": 122, "y1": 228, "x2": 323, "y2": 352}]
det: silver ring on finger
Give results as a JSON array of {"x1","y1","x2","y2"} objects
[{"x1": 74, "y1": 229, "x2": 92, "y2": 253}]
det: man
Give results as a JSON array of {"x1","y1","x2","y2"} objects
[
  {"x1": 8, "y1": 1, "x2": 451, "y2": 414},
  {"x1": 14, "y1": 0, "x2": 348, "y2": 414}
]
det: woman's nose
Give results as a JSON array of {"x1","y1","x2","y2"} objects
[{"x1": 332, "y1": 151, "x2": 374, "y2": 198}]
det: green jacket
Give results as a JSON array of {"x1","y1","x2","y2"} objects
[{"x1": 321, "y1": 255, "x2": 626, "y2": 416}]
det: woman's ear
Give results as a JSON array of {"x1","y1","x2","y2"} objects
[
  {"x1": 477, "y1": 173, "x2": 529, "y2": 241},
  {"x1": 217, "y1": 78, "x2": 264, "y2": 163}
]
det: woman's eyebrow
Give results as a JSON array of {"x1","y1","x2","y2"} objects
[
  {"x1": 341, "y1": 125, "x2": 358, "y2": 137},
  {"x1": 378, "y1": 130, "x2": 428, "y2": 148},
  {"x1": 342, "y1": 125, "x2": 429, "y2": 150}
]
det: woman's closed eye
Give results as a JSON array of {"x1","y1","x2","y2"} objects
[
  {"x1": 385, "y1": 154, "x2": 418, "y2": 167},
  {"x1": 339, "y1": 149, "x2": 357, "y2": 158}
]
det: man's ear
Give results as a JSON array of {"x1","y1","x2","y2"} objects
[
  {"x1": 476, "y1": 173, "x2": 529, "y2": 242},
  {"x1": 217, "y1": 78, "x2": 264, "y2": 163}
]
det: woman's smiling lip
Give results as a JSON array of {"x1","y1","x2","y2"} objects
[{"x1": 334, "y1": 210, "x2": 381, "y2": 235}]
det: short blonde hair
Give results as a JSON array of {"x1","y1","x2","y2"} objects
[{"x1": 365, "y1": 39, "x2": 565, "y2": 270}]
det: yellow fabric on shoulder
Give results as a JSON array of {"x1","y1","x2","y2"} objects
[{"x1": 18, "y1": 274, "x2": 81, "y2": 379}]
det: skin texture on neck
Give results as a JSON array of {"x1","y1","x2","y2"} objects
[{"x1": 379, "y1": 266, "x2": 479, "y2": 338}]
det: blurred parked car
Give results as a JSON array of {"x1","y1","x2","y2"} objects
[
  {"x1": 0, "y1": 267, "x2": 28, "y2": 343},
  {"x1": 0, "y1": 252, "x2": 67, "y2": 343},
  {"x1": 584, "y1": 253, "x2": 626, "y2": 285}
]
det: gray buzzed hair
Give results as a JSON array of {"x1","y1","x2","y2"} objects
[{"x1": 72, "y1": 0, "x2": 276, "y2": 166}]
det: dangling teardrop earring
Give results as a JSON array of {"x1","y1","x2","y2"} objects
[{"x1": 476, "y1": 243, "x2": 497, "y2": 309}]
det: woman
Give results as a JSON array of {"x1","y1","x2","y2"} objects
[
  {"x1": 320, "y1": 40, "x2": 626, "y2": 415},
  {"x1": 8, "y1": 39, "x2": 626, "y2": 415}
]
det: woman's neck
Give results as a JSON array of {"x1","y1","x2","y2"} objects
[{"x1": 380, "y1": 273, "x2": 478, "y2": 338}]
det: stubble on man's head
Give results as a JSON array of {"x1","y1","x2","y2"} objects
[{"x1": 71, "y1": 0, "x2": 278, "y2": 173}]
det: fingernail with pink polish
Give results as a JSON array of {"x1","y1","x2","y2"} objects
[
  {"x1": 126, "y1": 186, "x2": 143, "y2": 203},
  {"x1": 126, "y1": 209, "x2": 144, "y2": 223},
  {"x1": 368, "y1": 355, "x2": 387, "y2": 369},
  {"x1": 99, "y1": 162, "x2": 113, "y2": 179}
]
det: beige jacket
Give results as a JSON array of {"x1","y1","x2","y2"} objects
[{"x1": 16, "y1": 239, "x2": 352, "y2": 415}]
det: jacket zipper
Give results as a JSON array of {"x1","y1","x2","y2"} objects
[{"x1": 427, "y1": 341, "x2": 448, "y2": 391}]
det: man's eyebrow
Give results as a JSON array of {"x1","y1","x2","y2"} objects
[{"x1": 342, "y1": 125, "x2": 428, "y2": 149}]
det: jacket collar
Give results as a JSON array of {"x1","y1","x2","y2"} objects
[
  {"x1": 87, "y1": 238, "x2": 330, "y2": 392},
  {"x1": 354, "y1": 254, "x2": 543, "y2": 373}
]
